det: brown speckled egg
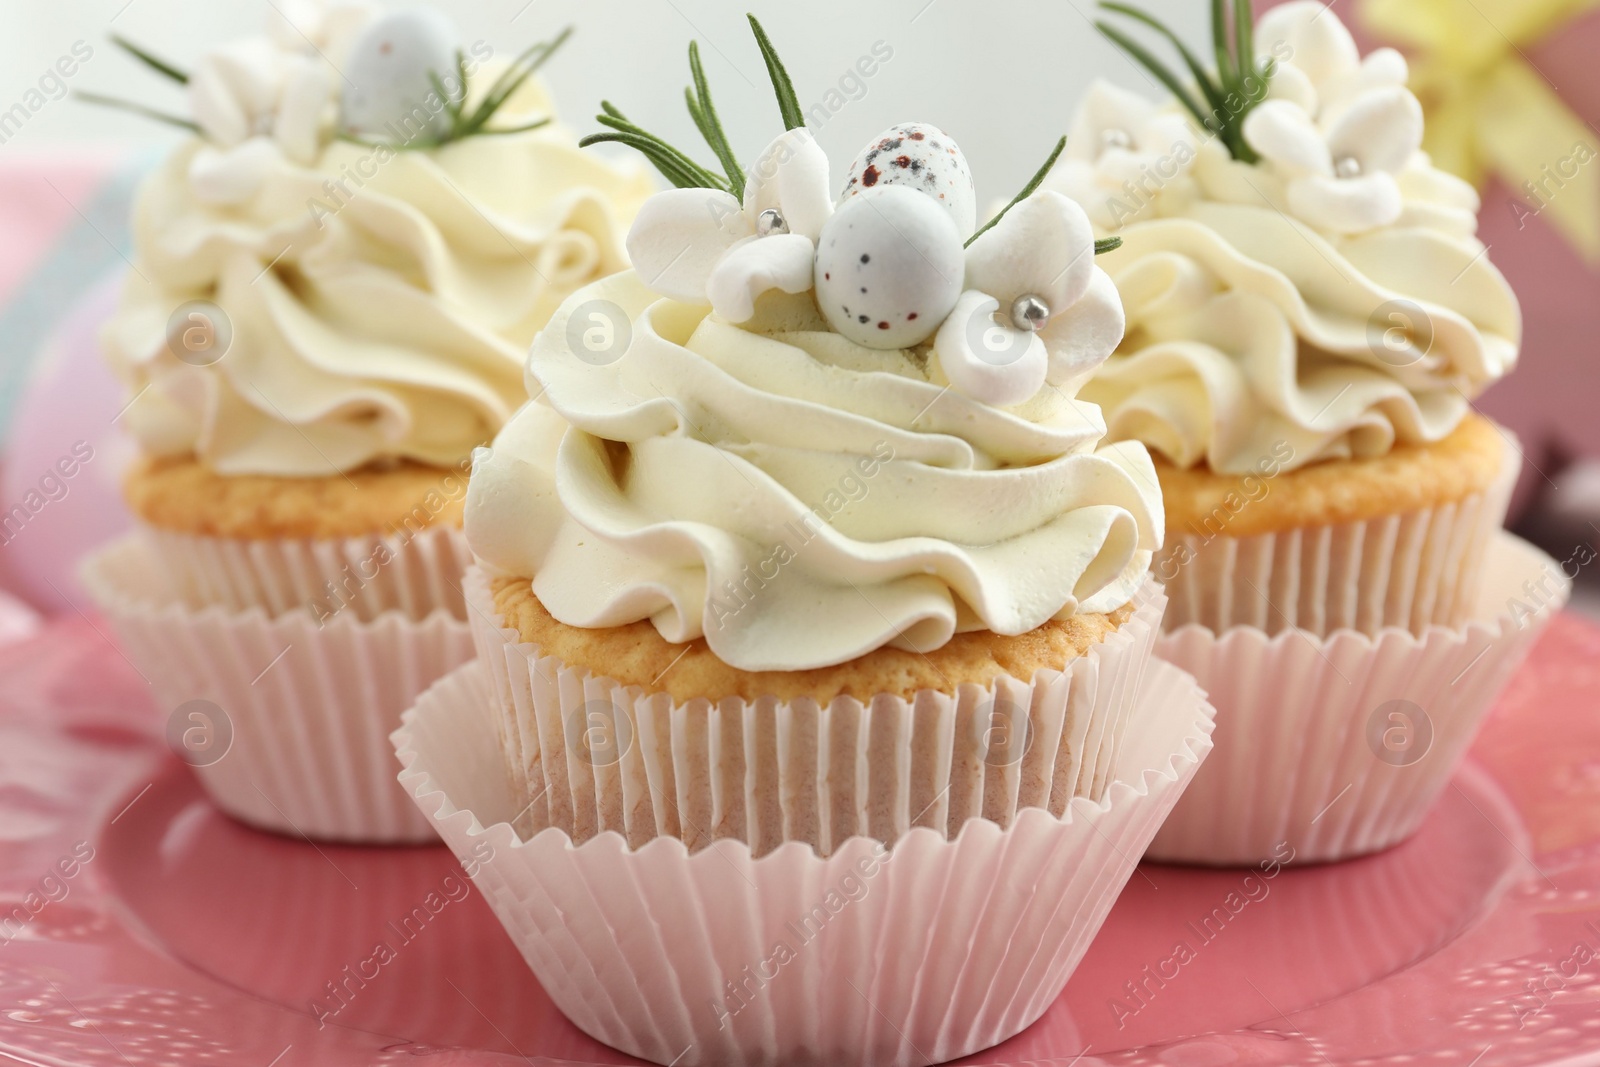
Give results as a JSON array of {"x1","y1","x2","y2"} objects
[
  {"x1": 839, "y1": 122, "x2": 977, "y2": 238},
  {"x1": 814, "y1": 186, "x2": 965, "y2": 350}
]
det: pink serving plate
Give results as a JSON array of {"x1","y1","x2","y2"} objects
[{"x1": 2, "y1": 615, "x2": 1600, "y2": 1067}]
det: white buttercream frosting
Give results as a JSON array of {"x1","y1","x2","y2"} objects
[
  {"x1": 1054, "y1": 2, "x2": 1520, "y2": 474},
  {"x1": 466, "y1": 272, "x2": 1165, "y2": 672},
  {"x1": 105, "y1": 6, "x2": 655, "y2": 476}
]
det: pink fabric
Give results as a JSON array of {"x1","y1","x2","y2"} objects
[{"x1": 0, "y1": 150, "x2": 124, "y2": 303}]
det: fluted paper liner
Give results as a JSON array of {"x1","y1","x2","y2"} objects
[
  {"x1": 1148, "y1": 531, "x2": 1569, "y2": 866},
  {"x1": 464, "y1": 566, "x2": 1166, "y2": 856},
  {"x1": 1157, "y1": 433, "x2": 1519, "y2": 637},
  {"x1": 81, "y1": 535, "x2": 475, "y2": 843},
  {"x1": 138, "y1": 522, "x2": 471, "y2": 623},
  {"x1": 393, "y1": 657, "x2": 1214, "y2": 1067}
]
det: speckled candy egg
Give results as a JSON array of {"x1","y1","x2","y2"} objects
[
  {"x1": 340, "y1": 9, "x2": 462, "y2": 142},
  {"x1": 840, "y1": 122, "x2": 978, "y2": 238},
  {"x1": 814, "y1": 186, "x2": 965, "y2": 350}
]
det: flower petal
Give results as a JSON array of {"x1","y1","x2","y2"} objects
[
  {"x1": 189, "y1": 138, "x2": 285, "y2": 204},
  {"x1": 1042, "y1": 266, "x2": 1125, "y2": 395},
  {"x1": 744, "y1": 129, "x2": 832, "y2": 240},
  {"x1": 706, "y1": 234, "x2": 816, "y2": 323},
  {"x1": 1255, "y1": 0, "x2": 1361, "y2": 92},
  {"x1": 1287, "y1": 172, "x2": 1403, "y2": 233},
  {"x1": 1322, "y1": 47, "x2": 1411, "y2": 114},
  {"x1": 1325, "y1": 86, "x2": 1423, "y2": 176},
  {"x1": 1138, "y1": 113, "x2": 1199, "y2": 162},
  {"x1": 190, "y1": 39, "x2": 286, "y2": 148},
  {"x1": 1266, "y1": 61, "x2": 1319, "y2": 113},
  {"x1": 1066, "y1": 80, "x2": 1161, "y2": 162},
  {"x1": 1243, "y1": 99, "x2": 1332, "y2": 176},
  {"x1": 275, "y1": 56, "x2": 330, "y2": 165},
  {"x1": 965, "y1": 191, "x2": 1095, "y2": 313},
  {"x1": 935, "y1": 290, "x2": 1049, "y2": 407},
  {"x1": 1360, "y1": 47, "x2": 1409, "y2": 90},
  {"x1": 625, "y1": 188, "x2": 748, "y2": 305}
]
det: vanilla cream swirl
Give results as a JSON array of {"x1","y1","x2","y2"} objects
[
  {"x1": 466, "y1": 273, "x2": 1163, "y2": 672},
  {"x1": 104, "y1": 81, "x2": 654, "y2": 476},
  {"x1": 1078, "y1": 140, "x2": 1521, "y2": 475}
]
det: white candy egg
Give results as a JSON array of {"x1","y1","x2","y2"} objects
[
  {"x1": 840, "y1": 122, "x2": 978, "y2": 238},
  {"x1": 814, "y1": 186, "x2": 965, "y2": 350},
  {"x1": 340, "y1": 9, "x2": 462, "y2": 143}
]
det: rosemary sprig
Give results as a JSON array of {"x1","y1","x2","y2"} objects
[
  {"x1": 112, "y1": 34, "x2": 188, "y2": 84},
  {"x1": 72, "y1": 91, "x2": 199, "y2": 132},
  {"x1": 461, "y1": 27, "x2": 571, "y2": 138},
  {"x1": 1211, "y1": 0, "x2": 1233, "y2": 93},
  {"x1": 1233, "y1": 0, "x2": 1253, "y2": 95},
  {"x1": 581, "y1": 14, "x2": 798, "y2": 193},
  {"x1": 1100, "y1": 3, "x2": 1235, "y2": 153},
  {"x1": 587, "y1": 109, "x2": 728, "y2": 190},
  {"x1": 1096, "y1": 0, "x2": 1271, "y2": 164},
  {"x1": 687, "y1": 41, "x2": 744, "y2": 198},
  {"x1": 747, "y1": 14, "x2": 804, "y2": 131}
]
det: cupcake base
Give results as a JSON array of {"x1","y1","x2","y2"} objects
[
  {"x1": 123, "y1": 454, "x2": 474, "y2": 622},
  {"x1": 393, "y1": 656, "x2": 1216, "y2": 1067},
  {"x1": 465, "y1": 567, "x2": 1166, "y2": 856},
  {"x1": 81, "y1": 535, "x2": 475, "y2": 844},
  {"x1": 1156, "y1": 416, "x2": 1516, "y2": 636},
  {"x1": 1147, "y1": 531, "x2": 1569, "y2": 866}
]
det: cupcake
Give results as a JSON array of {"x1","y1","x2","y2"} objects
[
  {"x1": 397, "y1": 19, "x2": 1215, "y2": 1066},
  {"x1": 81, "y1": 2, "x2": 652, "y2": 842},
  {"x1": 463, "y1": 125, "x2": 1168, "y2": 857},
  {"x1": 1049, "y1": 0, "x2": 1567, "y2": 863}
]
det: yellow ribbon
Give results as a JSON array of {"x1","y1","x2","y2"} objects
[{"x1": 1361, "y1": 0, "x2": 1600, "y2": 260}]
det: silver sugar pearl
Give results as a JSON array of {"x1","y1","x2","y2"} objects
[
  {"x1": 756, "y1": 209, "x2": 789, "y2": 236},
  {"x1": 1011, "y1": 294, "x2": 1051, "y2": 333},
  {"x1": 1334, "y1": 155, "x2": 1363, "y2": 179},
  {"x1": 1100, "y1": 127, "x2": 1134, "y2": 153}
]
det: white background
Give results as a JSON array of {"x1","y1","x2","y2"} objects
[{"x1": 0, "y1": 0, "x2": 1209, "y2": 192}]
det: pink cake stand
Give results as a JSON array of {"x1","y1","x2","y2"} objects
[{"x1": 2, "y1": 613, "x2": 1599, "y2": 1067}]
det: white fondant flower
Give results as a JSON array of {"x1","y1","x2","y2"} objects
[
  {"x1": 1243, "y1": 1, "x2": 1422, "y2": 234},
  {"x1": 627, "y1": 130, "x2": 833, "y2": 322},
  {"x1": 1049, "y1": 80, "x2": 1198, "y2": 231},
  {"x1": 183, "y1": 1, "x2": 377, "y2": 205},
  {"x1": 936, "y1": 191, "x2": 1125, "y2": 406},
  {"x1": 187, "y1": 36, "x2": 337, "y2": 203}
]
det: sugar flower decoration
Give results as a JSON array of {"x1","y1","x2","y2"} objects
[
  {"x1": 80, "y1": 2, "x2": 569, "y2": 205},
  {"x1": 187, "y1": 40, "x2": 333, "y2": 201},
  {"x1": 1242, "y1": 1, "x2": 1422, "y2": 233},
  {"x1": 626, "y1": 129, "x2": 831, "y2": 323},
  {"x1": 1051, "y1": 80, "x2": 1198, "y2": 230},
  {"x1": 1091, "y1": 0, "x2": 1425, "y2": 236},
  {"x1": 596, "y1": 24, "x2": 1126, "y2": 410},
  {"x1": 938, "y1": 190, "x2": 1125, "y2": 406}
]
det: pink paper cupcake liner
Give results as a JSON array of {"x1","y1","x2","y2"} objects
[
  {"x1": 138, "y1": 522, "x2": 471, "y2": 623},
  {"x1": 464, "y1": 567, "x2": 1166, "y2": 856},
  {"x1": 1157, "y1": 432, "x2": 1518, "y2": 637},
  {"x1": 1148, "y1": 531, "x2": 1569, "y2": 866},
  {"x1": 81, "y1": 534, "x2": 475, "y2": 843},
  {"x1": 393, "y1": 656, "x2": 1215, "y2": 1067}
]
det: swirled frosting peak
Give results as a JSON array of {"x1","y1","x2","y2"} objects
[
  {"x1": 104, "y1": 4, "x2": 655, "y2": 476},
  {"x1": 468, "y1": 113, "x2": 1167, "y2": 671},
  {"x1": 1054, "y1": 1, "x2": 1521, "y2": 474},
  {"x1": 466, "y1": 270, "x2": 1164, "y2": 672}
]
